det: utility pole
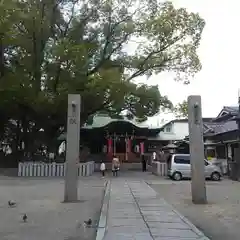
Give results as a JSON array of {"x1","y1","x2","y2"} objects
[
  {"x1": 64, "y1": 94, "x2": 81, "y2": 202},
  {"x1": 187, "y1": 95, "x2": 207, "y2": 204}
]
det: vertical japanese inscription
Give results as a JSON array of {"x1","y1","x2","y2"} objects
[{"x1": 69, "y1": 118, "x2": 77, "y2": 125}]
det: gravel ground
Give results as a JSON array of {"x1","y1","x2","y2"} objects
[
  {"x1": 5, "y1": 171, "x2": 240, "y2": 240},
  {"x1": 0, "y1": 176, "x2": 106, "y2": 240},
  {"x1": 148, "y1": 178, "x2": 240, "y2": 240}
]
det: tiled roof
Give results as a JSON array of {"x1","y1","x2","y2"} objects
[
  {"x1": 203, "y1": 105, "x2": 239, "y2": 136},
  {"x1": 204, "y1": 120, "x2": 238, "y2": 136},
  {"x1": 82, "y1": 114, "x2": 150, "y2": 129},
  {"x1": 203, "y1": 122, "x2": 221, "y2": 134},
  {"x1": 223, "y1": 106, "x2": 239, "y2": 114}
]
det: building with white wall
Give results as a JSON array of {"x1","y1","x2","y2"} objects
[
  {"x1": 147, "y1": 118, "x2": 213, "y2": 149},
  {"x1": 154, "y1": 119, "x2": 189, "y2": 141}
]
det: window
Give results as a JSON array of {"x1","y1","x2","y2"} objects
[
  {"x1": 174, "y1": 155, "x2": 190, "y2": 164},
  {"x1": 165, "y1": 126, "x2": 171, "y2": 132}
]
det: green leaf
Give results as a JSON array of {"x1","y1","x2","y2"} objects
[{"x1": 0, "y1": 0, "x2": 204, "y2": 155}]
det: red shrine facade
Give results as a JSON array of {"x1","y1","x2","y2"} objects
[
  {"x1": 58, "y1": 114, "x2": 163, "y2": 163},
  {"x1": 105, "y1": 134, "x2": 145, "y2": 162},
  {"x1": 79, "y1": 117, "x2": 161, "y2": 163}
]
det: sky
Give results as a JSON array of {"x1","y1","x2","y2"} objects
[{"x1": 145, "y1": 0, "x2": 240, "y2": 126}]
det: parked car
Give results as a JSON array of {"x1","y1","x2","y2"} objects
[{"x1": 167, "y1": 154, "x2": 222, "y2": 181}]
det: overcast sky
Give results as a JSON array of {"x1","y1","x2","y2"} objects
[{"x1": 145, "y1": 0, "x2": 240, "y2": 126}]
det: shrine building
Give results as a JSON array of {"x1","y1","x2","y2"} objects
[{"x1": 58, "y1": 113, "x2": 169, "y2": 163}]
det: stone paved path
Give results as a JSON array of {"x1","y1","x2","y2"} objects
[{"x1": 102, "y1": 179, "x2": 209, "y2": 240}]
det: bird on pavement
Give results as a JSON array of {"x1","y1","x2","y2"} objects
[
  {"x1": 22, "y1": 214, "x2": 27, "y2": 222},
  {"x1": 8, "y1": 200, "x2": 16, "y2": 207},
  {"x1": 83, "y1": 218, "x2": 92, "y2": 228}
]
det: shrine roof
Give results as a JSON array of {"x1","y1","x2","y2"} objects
[
  {"x1": 82, "y1": 114, "x2": 157, "y2": 129},
  {"x1": 57, "y1": 114, "x2": 161, "y2": 141}
]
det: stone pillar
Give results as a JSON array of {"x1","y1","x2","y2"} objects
[
  {"x1": 64, "y1": 94, "x2": 81, "y2": 202},
  {"x1": 187, "y1": 95, "x2": 207, "y2": 204}
]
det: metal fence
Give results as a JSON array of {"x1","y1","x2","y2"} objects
[{"x1": 18, "y1": 161, "x2": 95, "y2": 177}]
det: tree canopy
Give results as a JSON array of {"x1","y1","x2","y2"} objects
[
  {"x1": 0, "y1": 0, "x2": 205, "y2": 161},
  {"x1": 173, "y1": 100, "x2": 188, "y2": 118}
]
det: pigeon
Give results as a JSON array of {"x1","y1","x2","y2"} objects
[
  {"x1": 83, "y1": 218, "x2": 92, "y2": 228},
  {"x1": 8, "y1": 200, "x2": 16, "y2": 207},
  {"x1": 22, "y1": 214, "x2": 27, "y2": 222}
]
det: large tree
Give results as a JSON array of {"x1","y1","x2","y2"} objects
[
  {"x1": 0, "y1": 0, "x2": 205, "y2": 158},
  {"x1": 174, "y1": 100, "x2": 188, "y2": 118}
]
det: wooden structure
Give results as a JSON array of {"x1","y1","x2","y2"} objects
[{"x1": 58, "y1": 114, "x2": 161, "y2": 163}]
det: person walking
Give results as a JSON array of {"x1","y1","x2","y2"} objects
[
  {"x1": 112, "y1": 155, "x2": 120, "y2": 177},
  {"x1": 100, "y1": 161, "x2": 106, "y2": 178},
  {"x1": 152, "y1": 151, "x2": 157, "y2": 161},
  {"x1": 141, "y1": 154, "x2": 147, "y2": 172}
]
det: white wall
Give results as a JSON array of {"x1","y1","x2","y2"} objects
[
  {"x1": 172, "y1": 122, "x2": 189, "y2": 140},
  {"x1": 156, "y1": 121, "x2": 189, "y2": 141}
]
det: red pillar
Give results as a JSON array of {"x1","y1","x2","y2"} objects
[
  {"x1": 107, "y1": 138, "x2": 113, "y2": 160},
  {"x1": 140, "y1": 141, "x2": 144, "y2": 155},
  {"x1": 125, "y1": 138, "x2": 132, "y2": 161},
  {"x1": 128, "y1": 139, "x2": 131, "y2": 153}
]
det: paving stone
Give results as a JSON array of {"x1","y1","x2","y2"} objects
[
  {"x1": 108, "y1": 209, "x2": 140, "y2": 213},
  {"x1": 104, "y1": 232, "x2": 153, "y2": 240},
  {"x1": 109, "y1": 207, "x2": 137, "y2": 211},
  {"x1": 109, "y1": 214, "x2": 142, "y2": 219},
  {"x1": 146, "y1": 221, "x2": 191, "y2": 230},
  {"x1": 138, "y1": 203, "x2": 170, "y2": 208},
  {"x1": 154, "y1": 238, "x2": 198, "y2": 240},
  {"x1": 144, "y1": 215, "x2": 184, "y2": 223},
  {"x1": 151, "y1": 228, "x2": 199, "y2": 238},
  {"x1": 108, "y1": 218, "x2": 146, "y2": 227},
  {"x1": 141, "y1": 210, "x2": 177, "y2": 216},
  {"x1": 106, "y1": 226, "x2": 150, "y2": 234},
  {"x1": 139, "y1": 204, "x2": 169, "y2": 208},
  {"x1": 104, "y1": 233, "x2": 134, "y2": 240},
  {"x1": 102, "y1": 180, "x2": 209, "y2": 240},
  {"x1": 109, "y1": 202, "x2": 136, "y2": 206}
]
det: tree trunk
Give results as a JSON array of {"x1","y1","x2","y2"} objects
[
  {"x1": 0, "y1": 35, "x2": 5, "y2": 78},
  {"x1": 10, "y1": 120, "x2": 23, "y2": 167}
]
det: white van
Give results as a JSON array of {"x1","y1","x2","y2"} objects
[{"x1": 167, "y1": 154, "x2": 222, "y2": 181}]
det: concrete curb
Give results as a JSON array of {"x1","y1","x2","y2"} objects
[{"x1": 95, "y1": 180, "x2": 111, "y2": 240}]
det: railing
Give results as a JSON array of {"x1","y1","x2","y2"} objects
[
  {"x1": 18, "y1": 161, "x2": 95, "y2": 177},
  {"x1": 151, "y1": 161, "x2": 168, "y2": 176}
]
